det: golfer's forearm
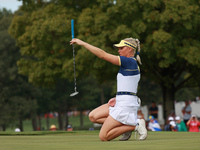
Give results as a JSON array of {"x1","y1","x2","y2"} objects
[{"x1": 82, "y1": 42, "x2": 107, "y2": 59}]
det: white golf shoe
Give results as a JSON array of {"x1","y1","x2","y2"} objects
[
  {"x1": 119, "y1": 131, "x2": 132, "y2": 141},
  {"x1": 135, "y1": 119, "x2": 147, "y2": 140}
]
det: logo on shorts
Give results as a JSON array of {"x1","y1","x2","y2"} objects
[{"x1": 137, "y1": 97, "x2": 141, "y2": 106}]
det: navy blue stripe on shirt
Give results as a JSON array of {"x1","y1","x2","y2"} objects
[{"x1": 119, "y1": 56, "x2": 140, "y2": 76}]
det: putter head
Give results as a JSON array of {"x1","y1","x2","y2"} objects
[{"x1": 70, "y1": 91, "x2": 79, "y2": 97}]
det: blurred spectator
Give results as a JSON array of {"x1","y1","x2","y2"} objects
[
  {"x1": 167, "y1": 110, "x2": 176, "y2": 121},
  {"x1": 186, "y1": 115, "x2": 200, "y2": 132},
  {"x1": 147, "y1": 115, "x2": 162, "y2": 131},
  {"x1": 164, "y1": 117, "x2": 174, "y2": 131},
  {"x1": 15, "y1": 128, "x2": 21, "y2": 132},
  {"x1": 149, "y1": 102, "x2": 158, "y2": 119},
  {"x1": 169, "y1": 121, "x2": 178, "y2": 131},
  {"x1": 137, "y1": 108, "x2": 144, "y2": 119},
  {"x1": 182, "y1": 101, "x2": 192, "y2": 125},
  {"x1": 67, "y1": 125, "x2": 73, "y2": 131},
  {"x1": 50, "y1": 124, "x2": 57, "y2": 131},
  {"x1": 89, "y1": 127, "x2": 94, "y2": 131},
  {"x1": 53, "y1": 112, "x2": 58, "y2": 117},
  {"x1": 175, "y1": 116, "x2": 187, "y2": 131}
]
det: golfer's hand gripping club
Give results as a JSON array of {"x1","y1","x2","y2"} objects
[{"x1": 70, "y1": 19, "x2": 78, "y2": 97}]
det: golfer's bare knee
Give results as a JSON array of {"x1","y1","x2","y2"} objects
[
  {"x1": 99, "y1": 133, "x2": 109, "y2": 141},
  {"x1": 88, "y1": 112, "x2": 95, "y2": 123}
]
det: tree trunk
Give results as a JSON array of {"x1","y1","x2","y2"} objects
[
  {"x1": 80, "y1": 110, "x2": 83, "y2": 127},
  {"x1": 63, "y1": 103, "x2": 69, "y2": 130},
  {"x1": 30, "y1": 106, "x2": 37, "y2": 131},
  {"x1": 46, "y1": 112, "x2": 49, "y2": 130},
  {"x1": 29, "y1": 98, "x2": 37, "y2": 131},
  {"x1": 162, "y1": 84, "x2": 175, "y2": 122},
  {"x1": 101, "y1": 87, "x2": 104, "y2": 104},
  {"x1": 64, "y1": 113, "x2": 69, "y2": 130},
  {"x1": 31, "y1": 114, "x2": 37, "y2": 131},
  {"x1": 38, "y1": 115, "x2": 41, "y2": 131},
  {"x1": 2, "y1": 124, "x2": 6, "y2": 131},
  {"x1": 58, "y1": 103, "x2": 63, "y2": 130},
  {"x1": 19, "y1": 116, "x2": 23, "y2": 132}
]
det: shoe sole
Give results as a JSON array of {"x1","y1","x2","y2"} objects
[{"x1": 119, "y1": 135, "x2": 131, "y2": 141}]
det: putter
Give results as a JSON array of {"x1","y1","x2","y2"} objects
[{"x1": 70, "y1": 19, "x2": 79, "y2": 97}]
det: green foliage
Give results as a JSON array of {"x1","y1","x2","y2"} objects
[
  {"x1": 0, "y1": 8, "x2": 34, "y2": 130},
  {"x1": 8, "y1": 0, "x2": 200, "y2": 120},
  {"x1": 72, "y1": 0, "x2": 200, "y2": 117},
  {"x1": 9, "y1": 3, "x2": 77, "y2": 86},
  {"x1": 0, "y1": 9, "x2": 18, "y2": 128},
  {"x1": 0, "y1": 9, "x2": 13, "y2": 30},
  {"x1": 70, "y1": 75, "x2": 114, "y2": 111}
]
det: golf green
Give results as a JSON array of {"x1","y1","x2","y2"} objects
[{"x1": 0, "y1": 131, "x2": 199, "y2": 150}]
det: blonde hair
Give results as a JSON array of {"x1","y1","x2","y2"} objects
[{"x1": 124, "y1": 38, "x2": 142, "y2": 65}]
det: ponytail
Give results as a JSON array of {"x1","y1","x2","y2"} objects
[
  {"x1": 135, "y1": 39, "x2": 142, "y2": 65},
  {"x1": 124, "y1": 38, "x2": 142, "y2": 65}
]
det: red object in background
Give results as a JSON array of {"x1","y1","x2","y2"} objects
[{"x1": 44, "y1": 113, "x2": 54, "y2": 118}]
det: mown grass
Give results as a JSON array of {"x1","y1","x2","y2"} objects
[{"x1": 0, "y1": 131, "x2": 200, "y2": 150}]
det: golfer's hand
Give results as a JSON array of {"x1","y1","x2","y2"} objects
[
  {"x1": 70, "y1": 38, "x2": 85, "y2": 46},
  {"x1": 108, "y1": 97, "x2": 116, "y2": 107}
]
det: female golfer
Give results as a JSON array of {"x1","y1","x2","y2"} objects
[{"x1": 70, "y1": 38, "x2": 147, "y2": 141}]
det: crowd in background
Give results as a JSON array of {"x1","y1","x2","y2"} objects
[{"x1": 139, "y1": 101, "x2": 200, "y2": 132}]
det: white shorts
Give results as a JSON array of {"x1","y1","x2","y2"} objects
[{"x1": 109, "y1": 103, "x2": 139, "y2": 126}]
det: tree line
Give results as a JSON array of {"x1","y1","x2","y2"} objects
[{"x1": 0, "y1": 0, "x2": 200, "y2": 131}]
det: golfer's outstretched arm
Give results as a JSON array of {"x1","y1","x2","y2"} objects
[{"x1": 70, "y1": 39, "x2": 120, "y2": 66}]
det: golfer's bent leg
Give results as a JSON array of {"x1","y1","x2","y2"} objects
[
  {"x1": 99, "y1": 115, "x2": 135, "y2": 141},
  {"x1": 89, "y1": 104, "x2": 109, "y2": 124}
]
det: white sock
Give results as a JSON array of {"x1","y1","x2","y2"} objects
[{"x1": 136, "y1": 119, "x2": 140, "y2": 124}]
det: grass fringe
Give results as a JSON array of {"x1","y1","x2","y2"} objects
[{"x1": 0, "y1": 130, "x2": 100, "y2": 136}]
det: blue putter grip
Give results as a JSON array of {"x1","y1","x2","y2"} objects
[{"x1": 71, "y1": 19, "x2": 74, "y2": 39}]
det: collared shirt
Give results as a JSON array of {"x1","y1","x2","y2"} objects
[
  {"x1": 182, "y1": 105, "x2": 192, "y2": 120},
  {"x1": 116, "y1": 56, "x2": 140, "y2": 107}
]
